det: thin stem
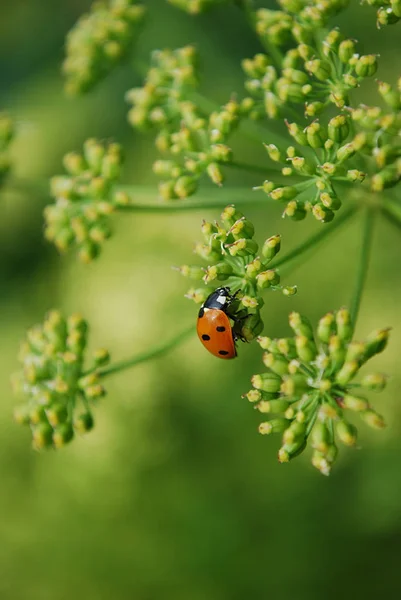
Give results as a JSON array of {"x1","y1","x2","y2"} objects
[
  {"x1": 116, "y1": 185, "x2": 274, "y2": 211},
  {"x1": 381, "y1": 199, "x2": 401, "y2": 232},
  {"x1": 270, "y1": 205, "x2": 357, "y2": 271},
  {"x1": 349, "y1": 208, "x2": 375, "y2": 330},
  {"x1": 96, "y1": 324, "x2": 194, "y2": 379}
]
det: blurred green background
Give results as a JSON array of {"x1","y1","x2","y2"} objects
[{"x1": 1, "y1": 1, "x2": 401, "y2": 599}]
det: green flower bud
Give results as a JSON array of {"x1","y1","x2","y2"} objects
[
  {"x1": 280, "y1": 374, "x2": 308, "y2": 397},
  {"x1": 327, "y1": 334, "x2": 344, "y2": 364},
  {"x1": 355, "y1": 55, "x2": 378, "y2": 78},
  {"x1": 323, "y1": 28, "x2": 343, "y2": 55},
  {"x1": 336, "y1": 420, "x2": 358, "y2": 446},
  {"x1": 285, "y1": 121, "x2": 308, "y2": 145},
  {"x1": 364, "y1": 328, "x2": 390, "y2": 358},
  {"x1": 289, "y1": 312, "x2": 314, "y2": 339},
  {"x1": 175, "y1": 265, "x2": 205, "y2": 280},
  {"x1": 283, "y1": 200, "x2": 306, "y2": 221},
  {"x1": 343, "y1": 394, "x2": 369, "y2": 412},
  {"x1": 377, "y1": 81, "x2": 401, "y2": 110},
  {"x1": 371, "y1": 167, "x2": 400, "y2": 192},
  {"x1": 391, "y1": 0, "x2": 401, "y2": 17},
  {"x1": 206, "y1": 162, "x2": 224, "y2": 186},
  {"x1": 328, "y1": 115, "x2": 349, "y2": 143},
  {"x1": 257, "y1": 399, "x2": 290, "y2": 413},
  {"x1": 269, "y1": 186, "x2": 298, "y2": 202},
  {"x1": 14, "y1": 405, "x2": 31, "y2": 426},
  {"x1": 46, "y1": 404, "x2": 68, "y2": 427},
  {"x1": 361, "y1": 373, "x2": 387, "y2": 391},
  {"x1": 377, "y1": 6, "x2": 399, "y2": 26},
  {"x1": 241, "y1": 313, "x2": 264, "y2": 342},
  {"x1": 361, "y1": 409, "x2": 386, "y2": 429},
  {"x1": 32, "y1": 422, "x2": 53, "y2": 450},
  {"x1": 311, "y1": 421, "x2": 331, "y2": 453},
  {"x1": 256, "y1": 269, "x2": 280, "y2": 289},
  {"x1": 53, "y1": 423, "x2": 74, "y2": 448},
  {"x1": 335, "y1": 360, "x2": 359, "y2": 386},
  {"x1": 306, "y1": 122, "x2": 327, "y2": 148},
  {"x1": 347, "y1": 169, "x2": 366, "y2": 182},
  {"x1": 262, "y1": 352, "x2": 289, "y2": 376},
  {"x1": 227, "y1": 238, "x2": 258, "y2": 257},
  {"x1": 283, "y1": 420, "x2": 307, "y2": 445},
  {"x1": 337, "y1": 142, "x2": 356, "y2": 163},
  {"x1": 229, "y1": 217, "x2": 255, "y2": 240},
  {"x1": 305, "y1": 101, "x2": 324, "y2": 117},
  {"x1": 305, "y1": 59, "x2": 332, "y2": 82},
  {"x1": 221, "y1": 205, "x2": 244, "y2": 228},
  {"x1": 278, "y1": 438, "x2": 307, "y2": 462},
  {"x1": 282, "y1": 285, "x2": 298, "y2": 296},
  {"x1": 338, "y1": 39, "x2": 356, "y2": 64},
  {"x1": 264, "y1": 144, "x2": 281, "y2": 162},
  {"x1": 298, "y1": 43, "x2": 314, "y2": 61},
  {"x1": 174, "y1": 175, "x2": 198, "y2": 198},
  {"x1": 319, "y1": 192, "x2": 341, "y2": 211},
  {"x1": 336, "y1": 308, "x2": 353, "y2": 342},
  {"x1": 252, "y1": 372, "x2": 282, "y2": 393},
  {"x1": 290, "y1": 156, "x2": 316, "y2": 175},
  {"x1": 295, "y1": 335, "x2": 317, "y2": 362},
  {"x1": 259, "y1": 418, "x2": 289, "y2": 435},
  {"x1": 203, "y1": 263, "x2": 233, "y2": 284}
]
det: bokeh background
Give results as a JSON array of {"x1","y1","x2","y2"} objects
[{"x1": 1, "y1": 1, "x2": 401, "y2": 598}]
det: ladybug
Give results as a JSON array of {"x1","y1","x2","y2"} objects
[{"x1": 196, "y1": 287, "x2": 245, "y2": 359}]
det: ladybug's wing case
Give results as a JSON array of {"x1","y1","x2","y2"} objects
[{"x1": 196, "y1": 308, "x2": 236, "y2": 359}]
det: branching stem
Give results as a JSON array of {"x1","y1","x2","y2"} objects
[{"x1": 96, "y1": 324, "x2": 194, "y2": 379}]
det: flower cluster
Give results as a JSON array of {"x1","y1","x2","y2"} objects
[
  {"x1": 177, "y1": 204, "x2": 297, "y2": 341},
  {"x1": 63, "y1": 0, "x2": 145, "y2": 95},
  {"x1": 244, "y1": 308, "x2": 390, "y2": 475},
  {"x1": 126, "y1": 46, "x2": 249, "y2": 200},
  {"x1": 167, "y1": 0, "x2": 230, "y2": 13},
  {"x1": 243, "y1": 32, "x2": 378, "y2": 117},
  {"x1": 364, "y1": 0, "x2": 401, "y2": 27},
  {"x1": 12, "y1": 311, "x2": 110, "y2": 450},
  {"x1": 0, "y1": 112, "x2": 14, "y2": 187},
  {"x1": 256, "y1": 113, "x2": 361, "y2": 223},
  {"x1": 44, "y1": 139, "x2": 131, "y2": 262}
]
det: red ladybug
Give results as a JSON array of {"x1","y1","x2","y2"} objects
[{"x1": 196, "y1": 287, "x2": 244, "y2": 359}]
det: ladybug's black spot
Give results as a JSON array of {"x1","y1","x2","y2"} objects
[
  {"x1": 202, "y1": 334, "x2": 211, "y2": 341},
  {"x1": 198, "y1": 307, "x2": 205, "y2": 318},
  {"x1": 219, "y1": 350, "x2": 229, "y2": 356},
  {"x1": 216, "y1": 326, "x2": 226, "y2": 332}
]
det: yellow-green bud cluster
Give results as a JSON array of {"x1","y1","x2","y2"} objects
[
  {"x1": 364, "y1": 0, "x2": 401, "y2": 27},
  {"x1": 245, "y1": 13, "x2": 377, "y2": 117},
  {"x1": 44, "y1": 139, "x2": 129, "y2": 262},
  {"x1": 177, "y1": 205, "x2": 297, "y2": 341},
  {"x1": 167, "y1": 0, "x2": 230, "y2": 13},
  {"x1": 244, "y1": 308, "x2": 390, "y2": 475},
  {"x1": 0, "y1": 112, "x2": 14, "y2": 187},
  {"x1": 63, "y1": 0, "x2": 145, "y2": 94},
  {"x1": 12, "y1": 311, "x2": 109, "y2": 450},
  {"x1": 256, "y1": 114, "x2": 360, "y2": 222},
  {"x1": 126, "y1": 46, "x2": 249, "y2": 199}
]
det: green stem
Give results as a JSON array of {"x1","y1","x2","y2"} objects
[
  {"x1": 270, "y1": 205, "x2": 357, "y2": 271},
  {"x1": 116, "y1": 185, "x2": 274, "y2": 211},
  {"x1": 96, "y1": 324, "x2": 194, "y2": 379},
  {"x1": 349, "y1": 208, "x2": 375, "y2": 330},
  {"x1": 381, "y1": 199, "x2": 401, "y2": 232}
]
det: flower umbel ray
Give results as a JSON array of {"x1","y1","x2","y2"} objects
[{"x1": 244, "y1": 308, "x2": 390, "y2": 475}]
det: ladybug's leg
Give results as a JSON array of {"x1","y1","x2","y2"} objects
[{"x1": 230, "y1": 310, "x2": 249, "y2": 344}]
